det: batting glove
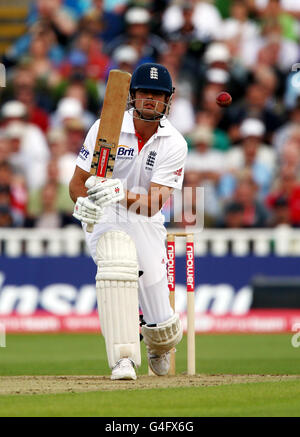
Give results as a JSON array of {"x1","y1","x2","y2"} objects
[
  {"x1": 73, "y1": 196, "x2": 104, "y2": 225},
  {"x1": 86, "y1": 175, "x2": 124, "y2": 208}
]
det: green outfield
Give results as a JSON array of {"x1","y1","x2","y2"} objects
[{"x1": 0, "y1": 333, "x2": 300, "y2": 416}]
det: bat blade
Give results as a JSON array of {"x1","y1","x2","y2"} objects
[
  {"x1": 87, "y1": 69, "x2": 131, "y2": 233},
  {"x1": 90, "y1": 69, "x2": 131, "y2": 179}
]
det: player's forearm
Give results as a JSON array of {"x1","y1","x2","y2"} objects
[
  {"x1": 69, "y1": 177, "x2": 88, "y2": 203},
  {"x1": 121, "y1": 187, "x2": 170, "y2": 217},
  {"x1": 120, "y1": 191, "x2": 152, "y2": 216}
]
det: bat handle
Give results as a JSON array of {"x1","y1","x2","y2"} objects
[
  {"x1": 86, "y1": 175, "x2": 103, "y2": 233},
  {"x1": 86, "y1": 223, "x2": 94, "y2": 233}
]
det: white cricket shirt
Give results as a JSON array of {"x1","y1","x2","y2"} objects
[{"x1": 76, "y1": 109, "x2": 187, "y2": 224}]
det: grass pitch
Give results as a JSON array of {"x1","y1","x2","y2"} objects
[{"x1": 0, "y1": 333, "x2": 300, "y2": 416}]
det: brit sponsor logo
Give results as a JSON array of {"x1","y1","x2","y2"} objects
[
  {"x1": 79, "y1": 145, "x2": 90, "y2": 161},
  {"x1": 117, "y1": 145, "x2": 134, "y2": 159}
]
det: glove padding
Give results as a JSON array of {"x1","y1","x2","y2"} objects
[
  {"x1": 73, "y1": 196, "x2": 104, "y2": 224},
  {"x1": 86, "y1": 175, "x2": 124, "y2": 208}
]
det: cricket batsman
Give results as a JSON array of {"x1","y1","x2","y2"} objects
[{"x1": 69, "y1": 63, "x2": 188, "y2": 380}]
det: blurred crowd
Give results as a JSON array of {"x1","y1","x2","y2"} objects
[{"x1": 1, "y1": 0, "x2": 300, "y2": 229}]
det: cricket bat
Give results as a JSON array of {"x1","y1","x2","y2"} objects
[{"x1": 87, "y1": 69, "x2": 132, "y2": 233}]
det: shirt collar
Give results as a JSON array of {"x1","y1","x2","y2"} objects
[{"x1": 121, "y1": 110, "x2": 173, "y2": 137}]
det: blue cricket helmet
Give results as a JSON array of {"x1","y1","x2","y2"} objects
[{"x1": 130, "y1": 63, "x2": 174, "y2": 96}]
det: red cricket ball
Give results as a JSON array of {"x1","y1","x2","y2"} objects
[{"x1": 216, "y1": 91, "x2": 232, "y2": 107}]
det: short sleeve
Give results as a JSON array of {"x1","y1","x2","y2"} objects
[
  {"x1": 75, "y1": 120, "x2": 100, "y2": 172},
  {"x1": 151, "y1": 140, "x2": 187, "y2": 190}
]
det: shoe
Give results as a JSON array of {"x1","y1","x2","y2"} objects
[
  {"x1": 147, "y1": 351, "x2": 170, "y2": 376},
  {"x1": 111, "y1": 358, "x2": 137, "y2": 380}
]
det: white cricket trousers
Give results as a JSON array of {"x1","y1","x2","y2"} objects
[{"x1": 84, "y1": 219, "x2": 173, "y2": 325}]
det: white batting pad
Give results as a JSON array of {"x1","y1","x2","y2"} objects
[
  {"x1": 141, "y1": 313, "x2": 183, "y2": 355},
  {"x1": 95, "y1": 231, "x2": 141, "y2": 368}
]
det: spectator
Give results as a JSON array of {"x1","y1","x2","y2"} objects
[
  {"x1": 47, "y1": 127, "x2": 77, "y2": 185},
  {"x1": 2, "y1": 63, "x2": 52, "y2": 116},
  {"x1": 64, "y1": 118, "x2": 86, "y2": 155},
  {"x1": 169, "y1": 170, "x2": 206, "y2": 229},
  {"x1": 163, "y1": 2, "x2": 199, "y2": 44},
  {"x1": 252, "y1": 65, "x2": 283, "y2": 118},
  {"x1": 0, "y1": 161, "x2": 14, "y2": 188},
  {"x1": 0, "y1": 161, "x2": 27, "y2": 226},
  {"x1": 274, "y1": 103, "x2": 300, "y2": 153},
  {"x1": 226, "y1": 82, "x2": 284, "y2": 143},
  {"x1": 200, "y1": 40, "x2": 250, "y2": 104},
  {"x1": 104, "y1": 7, "x2": 167, "y2": 62},
  {"x1": 195, "y1": 110, "x2": 231, "y2": 152},
  {"x1": 79, "y1": 0, "x2": 125, "y2": 43},
  {"x1": 1, "y1": 102, "x2": 50, "y2": 190},
  {"x1": 0, "y1": 184, "x2": 11, "y2": 210},
  {"x1": 220, "y1": 118, "x2": 275, "y2": 199},
  {"x1": 266, "y1": 164, "x2": 300, "y2": 226},
  {"x1": 230, "y1": 171, "x2": 269, "y2": 227},
  {"x1": 257, "y1": 19, "x2": 299, "y2": 73},
  {"x1": 220, "y1": 0, "x2": 259, "y2": 45},
  {"x1": 12, "y1": 69, "x2": 50, "y2": 133},
  {"x1": 111, "y1": 45, "x2": 139, "y2": 74},
  {"x1": 186, "y1": 126, "x2": 225, "y2": 177},
  {"x1": 64, "y1": 81, "x2": 96, "y2": 125},
  {"x1": 216, "y1": 201, "x2": 246, "y2": 228},
  {"x1": 47, "y1": 127, "x2": 67, "y2": 154},
  {"x1": 1, "y1": 0, "x2": 300, "y2": 230},
  {"x1": 279, "y1": 140, "x2": 300, "y2": 175},
  {"x1": 27, "y1": 159, "x2": 75, "y2": 219},
  {"x1": 0, "y1": 130, "x2": 10, "y2": 163},
  {"x1": 103, "y1": 0, "x2": 128, "y2": 13},
  {"x1": 167, "y1": 87, "x2": 196, "y2": 135},
  {"x1": 203, "y1": 42, "x2": 232, "y2": 72},
  {"x1": 200, "y1": 42, "x2": 231, "y2": 101},
  {"x1": 185, "y1": 126, "x2": 224, "y2": 220},
  {"x1": 201, "y1": 69, "x2": 231, "y2": 114},
  {"x1": 163, "y1": 30, "x2": 200, "y2": 85},
  {"x1": 255, "y1": 0, "x2": 299, "y2": 42},
  {"x1": 51, "y1": 96, "x2": 93, "y2": 131},
  {"x1": 59, "y1": 41, "x2": 110, "y2": 83},
  {"x1": 25, "y1": 180, "x2": 78, "y2": 228},
  {"x1": 162, "y1": 0, "x2": 222, "y2": 41},
  {"x1": 267, "y1": 195, "x2": 291, "y2": 226},
  {"x1": 0, "y1": 205, "x2": 13, "y2": 228},
  {"x1": 28, "y1": 0, "x2": 78, "y2": 46},
  {"x1": 26, "y1": 31, "x2": 61, "y2": 86},
  {"x1": 199, "y1": 81, "x2": 225, "y2": 117},
  {"x1": 3, "y1": 19, "x2": 65, "y2": 70},
  {"x1": 58, "y1": 48, "x2": 88, "y2": 79},
  {"x1": 53, "y1": 52, "x2": 101, "y2": 115},
  {"x1": 284, "y1": 69, "x2": 300, "y2": 110}
]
